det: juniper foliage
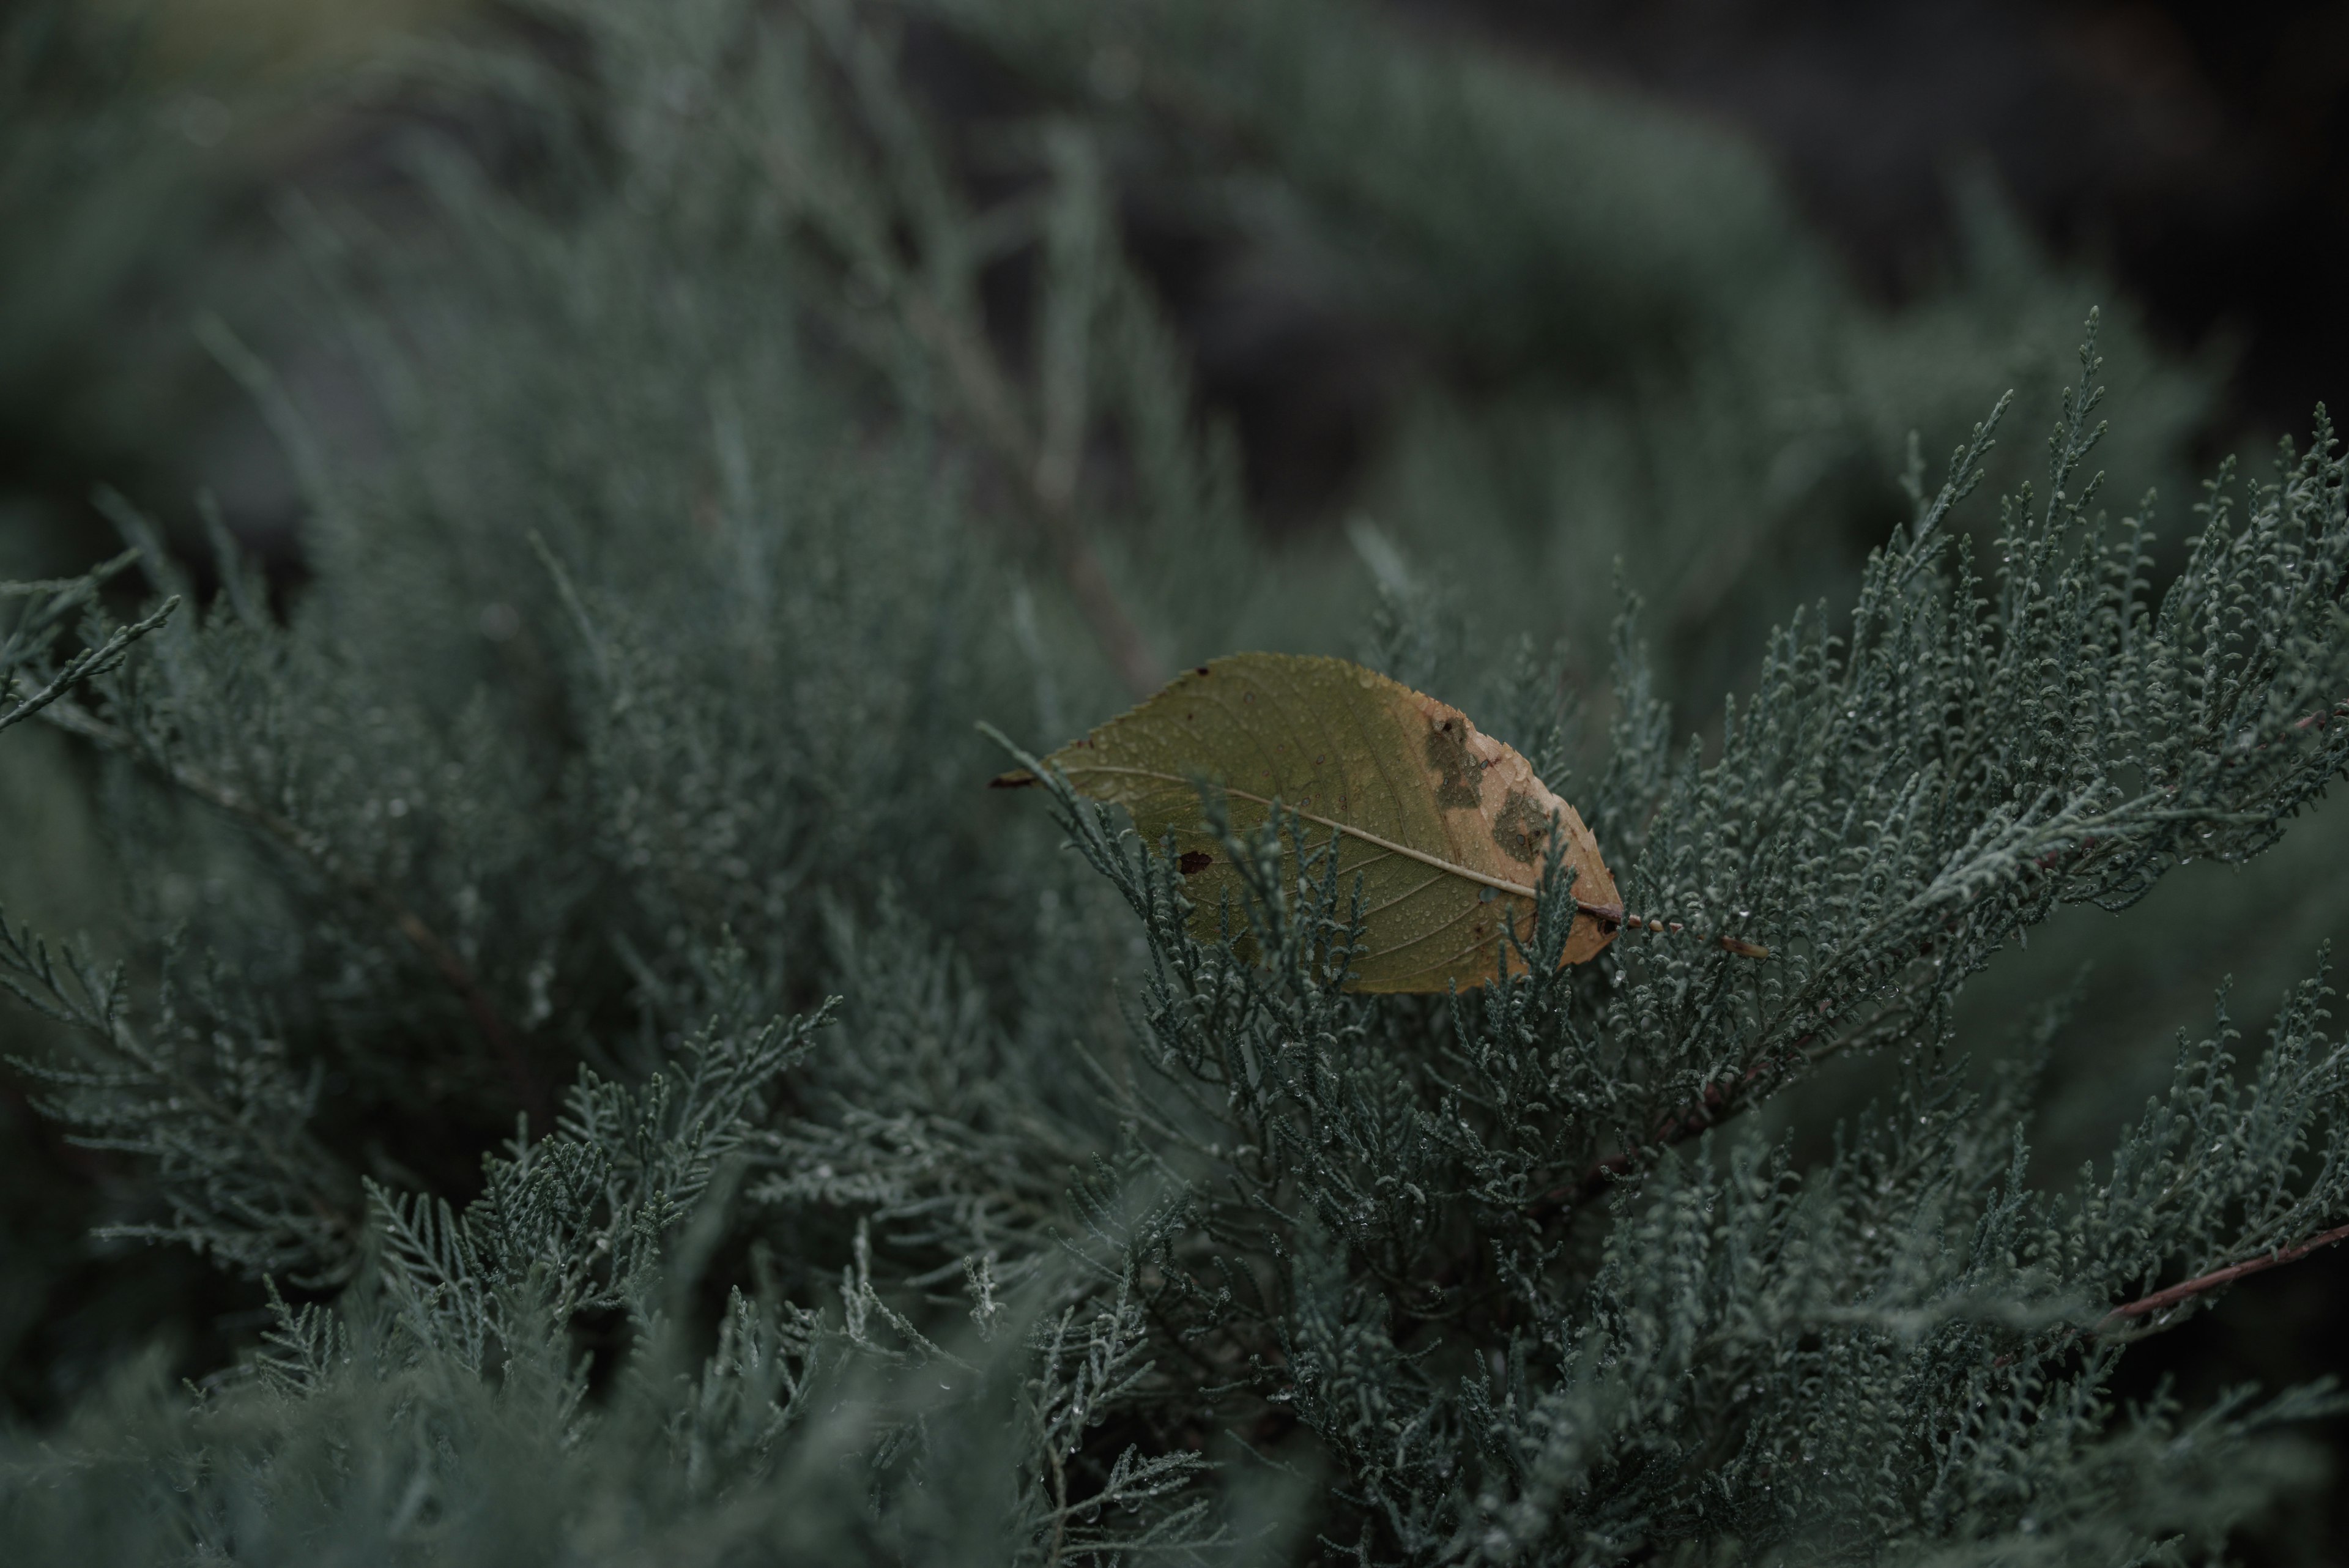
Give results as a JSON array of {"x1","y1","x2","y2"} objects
[
  {"x1": 1012, "y1": 333, "x2": 2349, "y2": 1558},
  {"x1": 3, "y1": 2, "x2": 2349, "y2": 1564}
]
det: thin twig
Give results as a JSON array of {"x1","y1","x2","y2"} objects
[
  {"x1": 762, "y1": 18, "x2": 1165, "y2": 700},
  {"x1": 1986, "y1": 1215, "x2": 2349, "y2": 1374},
  {"x1": 39, "y1": 699, "x2": 547, "y2": 1126},
  {"x1": 2102, "y1": 1219, "x2": 2349, "y2": 1327},
  {"x1": 1, "y1": 597, "x2": 180, "y2": 735},
  {"x1": 897, "y1": 292, "x2": 1165, "y2": 699}
]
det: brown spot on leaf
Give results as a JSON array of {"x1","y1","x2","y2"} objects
[
  {"x1": 1490, "y1": 788, "x2": 1552, "y2": 864},
  {"x1": 1177, "y1": 850, "x2": 1214, "y2": 876},
  {"x1": 990, "y1": 769, "x2": 1039, "y2": 789},
  {"x1": 1425, "y1": 715, "x2": 1483, "y2": 808},
  {"x1": 1195, "y1": 666, "x2": 1210, "y2": 676}
]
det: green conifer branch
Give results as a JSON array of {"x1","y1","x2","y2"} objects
[
  {"x1": 0, "y1": 547, "x2": 177, "y2": 734},
  {"x1": 37, "y1": 697, "x2": 546, "y2": 1125},
  {"x1": 7, "y1": 4, "x2": 2349, "y2": 1558}
]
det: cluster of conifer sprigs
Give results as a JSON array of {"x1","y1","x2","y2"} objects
[
  {"x1": 1026, "y1": 332, "x2": 2349, "y2": 1559},
  {"x1": 4, "y1": 1, "x2": 2349, "y2": 1563}
]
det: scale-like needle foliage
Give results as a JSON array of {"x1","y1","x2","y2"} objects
[{"x1": 1, "y1": 2, "x2": 2347, "y2": 1565}]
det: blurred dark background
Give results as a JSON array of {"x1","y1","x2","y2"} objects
[
  {"x1": 15, "y1": 0, "x2": 2349, "y2": 544},
  {"x1": 1452, "y1": 1, "x2": 2349, "y2": 422},
  {"x1": 1193, "y1": 0, "x2": 2349, "y2": 520}
]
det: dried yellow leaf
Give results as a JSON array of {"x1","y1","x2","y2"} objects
[{"x1": 996, "y1": 652, "x2": 1624, "y2": 992}]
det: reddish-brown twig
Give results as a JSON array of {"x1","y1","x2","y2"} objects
[
  {"x1": 1987, "y1": 1216, "x2": 2349, "y2": 1375},
  {"x1": 2102, "y1": 1219, "x2": 2349, "y2": 1328}
]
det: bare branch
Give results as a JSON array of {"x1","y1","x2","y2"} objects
[{"x1": 2104, "y1": 1219, "x2": 2349, "y2": 1329}]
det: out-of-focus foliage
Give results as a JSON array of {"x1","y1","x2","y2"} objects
[
  {"x1": 0, "y1": 2, "x2": 226, "y2": 547},
  {"x1": 943, "y1": 0, "x2": 2222, "y2": 700}
]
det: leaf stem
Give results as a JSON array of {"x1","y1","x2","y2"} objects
[{"x1": 1030, "y1": 762, "x2": 1627, "y2": 921}]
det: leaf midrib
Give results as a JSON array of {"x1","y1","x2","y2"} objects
[{"x1": 1059, "y1": 762, "x2": 1625, "y2": 920}]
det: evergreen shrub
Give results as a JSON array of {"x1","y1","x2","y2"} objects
[{"x1": 4, "y1": 2, "x2": 2348, "y2": 1562}]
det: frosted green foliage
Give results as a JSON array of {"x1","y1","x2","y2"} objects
[
  {"x1": 366, "y1": 959, "x2": 835, "y2": 1372},
  {"x1": 751, "y1": 896, "x2": 1108, "y2": 1284},
  {"x1": 0, "y1": 1268, "x2": 1219, "y2": 1565},
  {"x1": 0, "y1": 912, "x2": 351, "y2": 1280},
  {"x1": 4, "y1": 1, "x2": 2349, "y2": 1564},
  {"x1": 1581, "y1": 332, "x2": 2349, "y2": 1156},
  {"x1": 1000, "y1": 329, "x2": 2349, "y2": 1559},
  {"x1": 0, "y1": 549, "x2": 176, "y2": 736},
  {"x1": 2050, "y1": 967, "x2": 2349, "y2": 1316},
  {"x1": 1017, "y1": 757, "x2": 2349, "y2": 1559},
  {"x1": 0, "y1": 928, "x2": 1216, "y2": 1563}
]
